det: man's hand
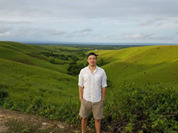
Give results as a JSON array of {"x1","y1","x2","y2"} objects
[
  {"x1": 101, "y1": 87, "x2": 106, "y2": 103},
  {"x1": 79, "y1": 86, "x2": 83, "y2": 102},
  {"x1": 101, "y1": 98, "x2": 105, "y2": 103},
  {"x1": 80, "y1": 97, "x2": 83, "y2": 102}
]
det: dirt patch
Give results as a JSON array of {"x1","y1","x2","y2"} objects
[
  {"x1": 0, "y1": 108, "x2": 80, "y2": 133},
  {"x1": 0, "y1": 108, "x2": 111, "y2": 133}
]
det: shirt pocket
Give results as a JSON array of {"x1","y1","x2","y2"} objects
[
  {"x1": 83, "y1": 74, "x2": 90, "y2": 82},
  {"x1": 95, "y1": 74, "x2": 102, "y2": 85}
]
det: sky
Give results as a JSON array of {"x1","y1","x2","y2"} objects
[{"x1": 0, "y1": 0, "x2": 178, "y2": 44}]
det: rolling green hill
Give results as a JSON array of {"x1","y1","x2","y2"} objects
[
  {"x1": 0, "y1": 41, "x2": 80, "y2": 107},
  {"x1": 0, "y1": 41, "x2": 177, "y2": 132},
  {"x1": 90, "y1": 45, "x2": 178, "y2": 88},
  {"x1": 0, "y1": 58, "x2": 78, "y2": 104},
  {"x1": 0, "y1": 41, "x2": 71, "y2": 74},
  {"x1": 1, "y1": 41, "x2": 177, "y2": 103}
]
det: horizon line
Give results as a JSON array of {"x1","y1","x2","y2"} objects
[{"x1": 1, "y1": 40, "x2": 178, "y2": 45}]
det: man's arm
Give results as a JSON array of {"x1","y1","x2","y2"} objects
[
  {"x1": 78, "y1": 69, "x2": 84, "y2": 102},
  {"x1": 101, "y1": 70, "x2": 107, "y2": 103},
  {"x1": 79, "y1": 86, "x2": 83, "y2": 102},
  {"x1": 101, "y1": 87, "x2": 106, "y2": 102}
]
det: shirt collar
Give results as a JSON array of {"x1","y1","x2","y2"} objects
[
  {"x1": 87, "y1": 65, "x2": 98, "y2": 73},
  {"x1": 87, "y1": 65, "x2": 98, "y2": 69}
]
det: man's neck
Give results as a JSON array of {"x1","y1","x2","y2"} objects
[{"x1": 89, "y1": 65, "x2": 96, "y2": 70}]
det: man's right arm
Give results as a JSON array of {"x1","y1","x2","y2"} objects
[
  {"x1": 79, "y1": 85, "x2": 83, "y2": 102},
  {"x1": 78, "y1": 69, "x2": 84, "y2": 102}
]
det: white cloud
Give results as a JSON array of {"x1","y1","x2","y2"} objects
[
  {"x1": 0, "y1": 31, "x2": 10, "y2": 36},
  {"x1": 0, "y1": 0, "x2": 178, "y2": 43},
  {"x1": 122, "y1": 34, "x2": 148, "y2": 39}
]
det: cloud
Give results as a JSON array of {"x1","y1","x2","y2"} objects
[
  {"x1": 139, "y1": 17, "x2": 178, "y2": 28},
  {"x1": 1, "y1": 0, "x2": 178, "y2": 21},
  {"x1": 72, "y1": 29, "x2": 92, "y2": 34},
  {"x1": 0, "y1": 20, "x2": 34, "y2": 25},
  {"x1": 121, "y1": 33, "x2": 153, "y2": 40},
  {"x1": 0, "y1": 0, "x2": 178, "y2": 43},
  {"x1": 120, "y1": 33, "x2": 177, "y2": 44},
  {"x1": 0, "y1": 28, "x2": 11, "y2": 36},
  {"x1": 46, "y1": 30, "x2": 66, "y2": 36},
  {"x1": 0, "y1": 31, "x2": 10, "y2": 36}
]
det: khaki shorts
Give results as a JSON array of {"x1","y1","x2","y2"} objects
[{"x1": 79, "y1": 98, "x2": 104, "y2": 119}]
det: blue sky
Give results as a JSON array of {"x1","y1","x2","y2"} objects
[{"x1": 0, "y1": 0, "x2": 178, "y2": 44}]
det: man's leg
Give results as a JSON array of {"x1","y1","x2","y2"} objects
[
  {"x1": 81, "y1": 117, "x2": 88, "y2": 133},
  {"x1": 79, "y1": 99, "x2": 92, "y2": 133},
  {"x1": 92, "y1": 100, "x2": 103, "y2": 133},
  {"x1": 95, "y1": 119, "x2": 101, "y2": 133}
]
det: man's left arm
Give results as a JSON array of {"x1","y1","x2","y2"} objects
[
  {"x1": 101, "y1": 87, "x2": 107, "y2": 102},
  {"x1": 101, "y1": 70, "x2": 107, "y2": 103}
]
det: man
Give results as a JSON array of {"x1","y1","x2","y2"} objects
[{"x1": 78, "y1": 52, "x2": 107, "y2": 133}]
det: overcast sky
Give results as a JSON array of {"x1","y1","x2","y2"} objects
[{"x1": 0, "y1": 0, "x2": 178, "y2": 44}]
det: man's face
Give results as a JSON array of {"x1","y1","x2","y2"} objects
[{"x1": 87, "y1": 55, "x2": 97, "y2": 66}]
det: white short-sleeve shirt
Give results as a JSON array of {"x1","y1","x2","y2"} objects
[{"x1": 78, "y1": 65, "x2": 107, "y2": 103}]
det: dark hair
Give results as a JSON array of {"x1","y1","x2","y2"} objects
[{"x1": 87, "y1": 52, "x2": 98, "y2": 58}]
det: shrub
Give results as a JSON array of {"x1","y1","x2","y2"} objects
[
  {"x1": 1, "y1": 84, "x2": 177, "y2": 133},
  {"x1": 103, "y1": 84, "x2": 178, "y2": 132},
  {"x1": 0, "y1": 84, "x2": 8, "y2": 106}
]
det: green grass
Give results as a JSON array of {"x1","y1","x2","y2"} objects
[
  {"x1": 0, "y1": 58, "x2": 78, "y2": 105},
  {"x1": 0, "y1": 41, "x2": 70, "y2": 73},
  {"x1": 88, "y1": 45, "x2": 178, "y2": 88},
  {"x1": 0, "y1": 41, "x2": 177, "y2": 132}
]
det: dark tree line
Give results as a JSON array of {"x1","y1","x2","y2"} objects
[{"x1": 67, "y1": 56, "x2": 86, "y2": 76}]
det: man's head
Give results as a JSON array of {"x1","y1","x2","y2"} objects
[{"x1": 87, "y1": 52, "x2": 98, "y2": 66}]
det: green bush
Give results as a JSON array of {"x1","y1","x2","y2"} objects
[
  {"x1": 1, "y1": 84, "x2": 177, "y2": 133},
  {"x1": 0, "y1": 84, "x2": 8, "y2": 106},
  {"x1": 2, "y1": 96, "x2": 81, "y2": 125},
  {"x1": 103, "y1": 84, "x2": 178, "y2": 132}
]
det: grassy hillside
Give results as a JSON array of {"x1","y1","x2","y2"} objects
[
  {"x1": 0, "y1": 41, "x2": 177, "y2": 132},
  {"x1": 0, "y1": 41, "x2": 81, "y2": 74},
  {"x1": 90, "y1": 45, "x2": 178, "y2": 88},
  {"x1": 0, "y1": 58, "x2": 78, "y2": 105}
]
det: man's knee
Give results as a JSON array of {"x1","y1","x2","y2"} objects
[
  {"x1": 82, "y1": 117, "x2": 88, "y2": 121},
  {"x1": 94, "y1": 118, "x2": 101, "y2": 121}
]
